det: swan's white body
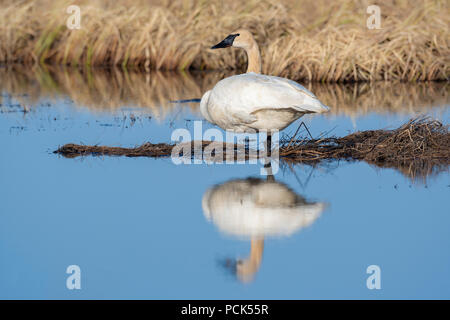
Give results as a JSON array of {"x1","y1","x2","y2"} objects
[
  {"x1": 203, "y1": 29, "x2": 329, "y2": 133},
  {"x1": 202, "y1": 176, "x2": 326, "y2": 282},
  {"x1": 200, "y1": 72, "x2": 329, "y2": 133},
  {"x1": 202, "y1": 178, "x2": 325, "y2": 239}
]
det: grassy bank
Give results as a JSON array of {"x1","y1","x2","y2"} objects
[{"x1": 0, "y1": 0, "x2": 449, "y2": 82}]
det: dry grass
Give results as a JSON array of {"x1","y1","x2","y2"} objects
[
  {"x1": 54, "y1": 118, "x2": 449, "y2": 181},
  {"x1": 55, "y1": 142, "x2": 174, "y2": 159},
  {"x1": 1, "y1": 66, "x2": 448, "y2": 118},
  {"x1": 280, "y1": 118, "x2": 449, "y2": 181},
  {"x1": 0, "y1": 0, "x2": 449, "y2": 81}
]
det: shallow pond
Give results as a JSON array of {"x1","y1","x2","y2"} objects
[{"x1": 0, "y1": 67, "x2": 449, "y2": 299}]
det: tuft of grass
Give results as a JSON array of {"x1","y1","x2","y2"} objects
[
  {"x1": 0, "y1": 0, "x2": 448, "y2": 81},
  {"x1": 280, "y1": 117, "x2": 450, "y2": 182}
]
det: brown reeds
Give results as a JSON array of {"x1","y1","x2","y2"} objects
[
  {"x1": 55, "y1": 142, "x2": 174, "y2": 158},
  {"x1": 0, "y1": 0, "x2": 448, "y2": 82},
  {"x1": 280, "y1": 118, "x2": 449, "y2": 180},
  {"x1": 54, "y1": 118, "x2": 450, "y2": 181}
]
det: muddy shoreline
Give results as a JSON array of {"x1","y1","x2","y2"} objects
[{"x1": 55, "y1": 118, "x2": 449, "y2": 181}]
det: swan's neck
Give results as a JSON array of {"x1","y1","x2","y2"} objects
[
  {"x1": 249, "y1": 238, "x2": 264, "y2": 265},
  {"x1": 245, "y1": 42, "x2": 261, "y2": 74},
  {"x1": 236, "y1": 238, "x2": 264, "y2": 282}
]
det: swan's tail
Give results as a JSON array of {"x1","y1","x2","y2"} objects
[
  {"x1": 319, "y1": 103, "x2": 330, "y2": 113},
  {"x1": 302, "y1": 95, "x2": 330, "y2": 113}
]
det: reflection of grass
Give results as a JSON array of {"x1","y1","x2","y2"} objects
[
  {"x1": 0, "y1": 65, "x2": 223, "y2": 120},
  {"x1": 0, "y1": 66, "x2": 448, "y2": 119},
  {"x1": 0, "y1": 0, "x2": 448, "y2": 81},
  {"x1": 307, "y1": 82, "x2": 450, "y2": 117}
]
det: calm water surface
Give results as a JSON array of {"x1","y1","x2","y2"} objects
[{"x1": 0, "y1": 67, "x2": 449, "y2": 299}]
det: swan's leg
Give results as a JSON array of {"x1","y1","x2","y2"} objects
[
  {"x1": 264, "y1": 133, "x2": 275, "y2": 181},
  {"x1": 244, "y1": 136, "x2": 249, "y2": 155},
  {"x1": 267, "y1": 133, "x2": 272, "y2": 158}
]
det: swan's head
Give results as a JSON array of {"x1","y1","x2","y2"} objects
[{"x1": 211, "y1": 29, "x2": 255, "y2": 50}]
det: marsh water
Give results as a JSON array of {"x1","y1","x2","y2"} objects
[{"x1": 1, "y1": 66, "x2": 449, "y2": 299}]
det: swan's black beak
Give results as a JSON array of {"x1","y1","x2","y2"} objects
[{"x1": 211, "y1": 33, "x2": 240, "y2": 49}]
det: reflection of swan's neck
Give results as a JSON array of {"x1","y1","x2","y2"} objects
[
  {"x1": 237, "y1": 238, "x2": 264, "y2": 283},
  {"x1": 245, "y1": 42, "x2": 262, "y2": 74}
]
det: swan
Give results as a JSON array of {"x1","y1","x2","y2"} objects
[
  {"x1": 202, "y1": 177, "x2": 326, "y2": 282},
  {"x1": 200, "y1": 29, "x2": 330, "y2": 149}
]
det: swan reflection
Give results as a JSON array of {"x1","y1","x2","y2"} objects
[{"x1": 202, "y1": 177, "x2": 326, "y2": 283}]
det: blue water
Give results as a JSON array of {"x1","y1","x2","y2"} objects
[{"x1": 0, "y1": 78, "x2": 449, "y2": 299}]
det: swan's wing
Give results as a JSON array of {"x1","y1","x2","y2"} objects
[
  {"x1": 207, "y1": 82, "x2": 258, "y2": 127},
  {"x1": 249, "y1": 73, "x2": 330, "y2": 113},
  {"x1": 229, "y1": 110, "x2": 258, "y2": 124},
  {"x1": 202, "y1": 89, "x2": 256, "y2": 126},
  {"x1": 250, "y1": 74, "x2": 316, "y2": 98},
  {"x1": 218, "y1": 73, "x2": 330, "y2": 114}
]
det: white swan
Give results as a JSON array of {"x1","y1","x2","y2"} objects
[
  {"x1": 202, "y1": 178, "x2": 325, "y2": 239},
  {"x1": 200, "y1": 29, "x2": 329, "y2": 135},
  {"x1": 202, "y1": 177, "x2": 326, "y2": 282}
]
